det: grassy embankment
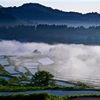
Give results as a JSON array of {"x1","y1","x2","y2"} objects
[{"x1": 0, "y1": 93, "x2": 100, "y2": 100}]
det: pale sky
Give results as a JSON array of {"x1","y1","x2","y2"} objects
[{"x1": 0, "y1": 0, "x2": 100, "y2": 13}]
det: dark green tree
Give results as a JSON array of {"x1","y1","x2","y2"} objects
[
  {"x1": 32, "y1": 71, "x2": 55, "y2": 86},
  {"x1": 0, "y1": 78, "x2": 9, "y2": 86}
]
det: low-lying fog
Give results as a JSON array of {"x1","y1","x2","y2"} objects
[{"x1": 1, "y1": 40, "x2": 100, "y2": 86}]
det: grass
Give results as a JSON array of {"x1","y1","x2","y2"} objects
[
  {"x1": 0, "y1": 64, "x2": 10, "y2": 75},
  {"x1": 0, "y1": 93, "x2": 100, "y2": 100}
]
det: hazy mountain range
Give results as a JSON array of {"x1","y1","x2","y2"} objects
[
  {"x1": 0, "y1": 3, "x2": 100, "y2": 23},
  {"x1": 0, "y1": 5, "x2": 3, "y2": 8}
]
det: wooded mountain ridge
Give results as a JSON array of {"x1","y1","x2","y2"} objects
[{"x1": 0, "y1": 3, "x2": 100, "y2": 23}]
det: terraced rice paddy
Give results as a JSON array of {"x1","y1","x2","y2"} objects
[
  {"x1": 11, "y1": 73, "x2": 22, "y2": 77},
  {"x1": 0, "y1": 47, "x2": 100, "y2": 88},
  {"x1": 0, "y1": 57, "x2": 9, "y2": 66},
  {"x1": 4, "y1": 66, "x2": 18, "y2": 74},
  {"x1": 0, "y1": 76, "x2": 11, "y2": 80},
  {"x1": 18, "y1": 67, "x2": 28, "y2": 73},
  {"x1": 0, "y1": 55, "x2": 39, "y2": 78}
]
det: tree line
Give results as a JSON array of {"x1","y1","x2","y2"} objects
[{"x1": 0, "y1": 25, "x2": 100, "y2": 45}]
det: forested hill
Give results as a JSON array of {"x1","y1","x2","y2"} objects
[
  {"x1": 1, "y1": 25, "x2": 100, "y2": 45},
  {"x1": 0, "y1": 3, "x2": 100, "y2": 23},
  {"x1": 0, "y1": 5, "x2": 3, "y2": 8}
]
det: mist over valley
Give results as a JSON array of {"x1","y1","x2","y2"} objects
[
  {"x1": 0, "y1": 40, "x2": 100, "y2": 86},
  {"x1": 1, "y1": 2, "x2": 100, "y2": 88}
]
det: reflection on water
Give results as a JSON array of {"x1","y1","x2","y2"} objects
[
  {"x1": 0, "y1": 90, "x2": 100, "y2": 96},
  {"x1": 0, "y1": 76, "x2": 11, "y2": 80},
  {"x1": 56, "y1": 80, "x2": 75, "y2": 87}
]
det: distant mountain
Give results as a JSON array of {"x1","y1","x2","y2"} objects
[
  {"x1": 0, "y1": 3, "x2": 100, "y2": 23},
  {"x1": 0, "y1": 5, "x2": 3, "y2": 8},
  {"x1": 0, "y1": 9, "x2": 17, "y2": 22}
]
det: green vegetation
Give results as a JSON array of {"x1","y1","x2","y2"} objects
[
  {"x1": 0, "y1": 69, "x2": 98, "y2": 91},
  {"x1": 0, "y1": 93, "x2": 100, "y2": 100},
  {"x1": 0, "y1": 64, "x2": 99, "y2": 94},
  {"x1": 0, "y1": 64, "x2": 9, "y2": 75},
  {"x1": 63, "y1": 94, "x2": 100, "y2": 100},
  {"x1": 32, "y1": 71, "x2": 55, "y2": 86},
  {"x1": 1, "y1": 25, "x2": 100, "y2": 45},
  {"x1": 0, "y1": 69, "x2": 100, "y2": 99},
  {"x1": 0, "y1": 78, "x2": 9, "y2": 86},
  {"x1": 0, "y1": 93, "x2": 62, "y2": 100}
]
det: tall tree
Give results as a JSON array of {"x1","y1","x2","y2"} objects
[{"x1": 32, "y1": 71, "x2": 55, "y2": 86}]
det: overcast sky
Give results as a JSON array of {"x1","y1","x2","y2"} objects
[{"x1": 0, "y1": 0, "x2": 100, "y2": 13}]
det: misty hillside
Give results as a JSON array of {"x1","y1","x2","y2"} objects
[
  {"x1": 0, "y1": 5, "x2": 3, "y2": 8},
  {"x1": 0, "y1": 10, "x2": 17, "y2": 22},
  {"x1": 0, "y1": 3, "x2": 100, "y2": 23},
  {"x1": 1, "y1": 25, "x2": 100, "y2": 45}
]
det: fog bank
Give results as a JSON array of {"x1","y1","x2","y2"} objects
[{"x1": 1, "y1": 40, "x2": 100, "y2": 85}]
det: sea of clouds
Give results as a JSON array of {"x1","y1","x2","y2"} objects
[
  {"x1": 1, "y1": 40, "x2": 100, "y2": 56},
  {"x1": 1, "y1": 40, "x2": 100, "y2": 85}
]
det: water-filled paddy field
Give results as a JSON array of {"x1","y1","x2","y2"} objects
[{"x1": 1, "y1": 43, "x2": 100, "y2": 88}]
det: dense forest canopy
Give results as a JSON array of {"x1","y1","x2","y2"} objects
[
  {"x1": 0, "y1": 3, "x2": 100, "y2": 23},
  {"x1": 0, "y1": 25, "x2": 100, "y2": 45}
]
